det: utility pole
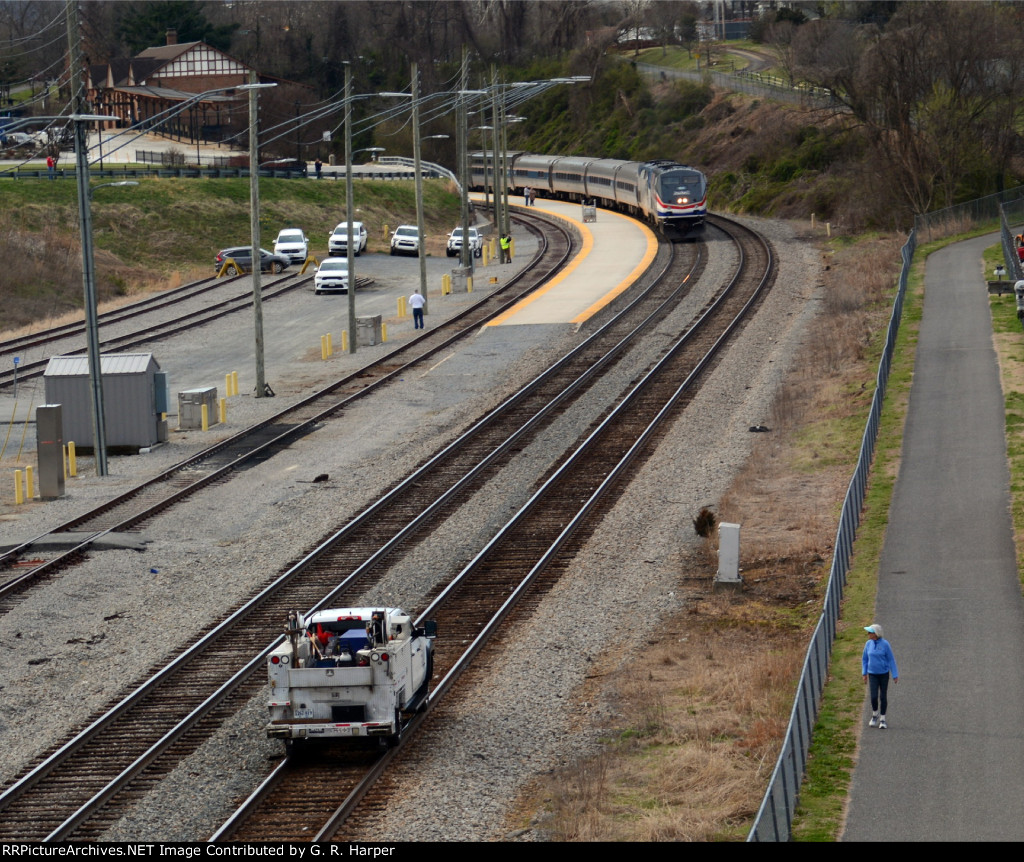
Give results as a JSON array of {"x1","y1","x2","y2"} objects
[
  {"x1": 249, "y1": 69, "x2": 266, "y2": 397},
  {"x1": 345, "y1": 61, "x2": 356, "y2": 353},
  {"x1": 412, "y1": 61, "x2": 427, "y2": 315},
  {"x1": 67, "y1": 0, "x2": 109, "y2": 475},
  {"x1": 458, "y1": 47, "x2": 471, "y2": 270}
]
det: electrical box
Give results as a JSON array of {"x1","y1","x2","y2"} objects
[
  {"x1": 356, "y1": 315, "x2": 383, "y2": 347},
  {"x1": 178, "y1": 387, "x2": 218, "y2": 430},
  {"x1": 36, "y1": 404, "x2": 65, "y2": 500},
  {"x1": 715, "y1": 522, "x2": 742, "y2": 589}
]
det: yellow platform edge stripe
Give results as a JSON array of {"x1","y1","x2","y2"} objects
[
  {"x1": 485, "y1": 203, "x2": 593, "y2": 327},
  {"x1": 483, "y1": 202, "x2": 658, "y2": 327}
]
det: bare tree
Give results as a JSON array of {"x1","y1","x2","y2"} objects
[{"x1": 791, "y1": 2, "x2": 1023, "y2": 214}]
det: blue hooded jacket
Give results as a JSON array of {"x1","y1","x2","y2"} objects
[{"x1": 862, "y1": 637, "x2": 899, "y2": 677}]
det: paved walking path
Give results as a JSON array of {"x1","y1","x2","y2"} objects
[{"x1": 843, "y1": 233, "x2": 1024, "y2": 840}]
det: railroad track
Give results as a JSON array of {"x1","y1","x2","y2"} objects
[
  {"x1": 213, "y1": 214, "x2": 774, "y2": 841},
  {"x1": 0, "y1": 270, "x2": 316, "y2": 390},
  {"x1": 0, "y1": 214, "x2": 769, "y2": 842},
  {"x1": 0, "y1": 211, "x2": 571, "y2": 598}
]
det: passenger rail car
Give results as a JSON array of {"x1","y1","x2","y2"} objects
[{"x1": 470, "y1": 152, "x2": 707, "y2": 234}]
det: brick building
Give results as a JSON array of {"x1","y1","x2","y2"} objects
[{"x1": 86, "y1": 29, "x2": 255, "y2": 145}]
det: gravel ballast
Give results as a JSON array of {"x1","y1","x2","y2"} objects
[{"x1": 0, "y1": 217, "x2": 825, "y2": 841}]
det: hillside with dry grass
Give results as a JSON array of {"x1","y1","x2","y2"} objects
[{"x1": 0, "y1": 178, "x2": 460, "y2": 335}]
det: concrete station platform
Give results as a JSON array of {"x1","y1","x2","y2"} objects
[{"x1": 479, "y1": 196, "x2": 658, "y2": 328}]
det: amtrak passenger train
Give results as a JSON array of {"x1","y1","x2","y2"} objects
[{"x1": 470, "y1": 152, "x2": 708, "y2": 234}]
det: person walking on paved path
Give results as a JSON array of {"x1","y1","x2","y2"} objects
[
  {"x1": 862, "y1": 623, "x2": 899, "y2": 730},
  {"x1": 409, "y1": 288, "x2": 425, "y2": 329}
]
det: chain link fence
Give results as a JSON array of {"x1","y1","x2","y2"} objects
[{"x1": 748, "y1": 230, "x2": 916, "y2": 842}]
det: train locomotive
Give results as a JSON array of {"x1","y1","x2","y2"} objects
[{"x1": 470, "y1": 152, "x2": 707, "y2": 235}]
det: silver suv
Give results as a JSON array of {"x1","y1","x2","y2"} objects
[{"x1": 390, "y1": 225, "x2": 420, "y2": 256}]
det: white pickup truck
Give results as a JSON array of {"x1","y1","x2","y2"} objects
[{"x1": 266, "y1": 607, "x2": 436, "y2": 747}]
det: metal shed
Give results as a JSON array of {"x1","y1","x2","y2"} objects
[{"x1": 43, "y1": 353, "x2": 167, "y2": 450}]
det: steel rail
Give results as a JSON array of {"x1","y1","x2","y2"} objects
[
  {"x1": 0, "y1": 271, "x2": 310, "y2": 388},
  {"x1": 11, "y1": 221, "x2": 687, "y2": 843},
  {"x1": 222, "y1": 216, "x2": 773, "y2": 841},
  {"x1": 40, "y1": 230, "x2": 685, "y2": 842},
  {"x1": 0, "y1": 213, "x2": 565, "y2": 587}
]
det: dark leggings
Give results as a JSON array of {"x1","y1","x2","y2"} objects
[{"x1": 868, "y1": 672, "x2": 890, "y2": 714}]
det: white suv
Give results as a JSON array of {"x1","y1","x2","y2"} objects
[
  {"x1": 328, "y1": 222, "x2": 368, "y2": 256},
  {"x1": 314, "y1": 258, "x2": 350, "y2": 294},
  {"x1": 390, "y1": 225, "x2": 420, "y2": 256},
  {"x1": 446, "y1": 226, "x2": 482, "y2": 258},
  {"x1": 273, "y1": 229, "x2": 309, "y2": 264}
]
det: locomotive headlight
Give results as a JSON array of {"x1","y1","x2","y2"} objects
[{"x1": 676, "y1": 196, "x2": 690, "y2": 205}]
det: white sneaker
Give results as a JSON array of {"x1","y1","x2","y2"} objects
[
  {"x1": 869, "y1": 713, "x2": 878, "y2": 727},
  {"x1": 878, "y1": 716, "x2": 887, "y2": 730}
]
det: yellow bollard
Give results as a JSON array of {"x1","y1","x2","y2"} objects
[
  {"x1": 826, "y1": 222, "x2": 832, "y2": 237},
  {"x1": 341, "y1": 330, "x2": 349, "y2": 353},
  {"x1": 218, "y1": 398, "x2": 226, "y2": 424},
  {"x1": 381, "y1": 322, "x2": 387, "y2": 342},
  {"x1": 482, "y1": 244, "x2": 490, "y2": 266},
  {"x1": 441, "y1": 273, "x2": 450, "y2": 295},
  {"x1": 398, "y1": 296, "x2": 407, "y2": 318},
  {"x1": 467, "y1": 275, "x2": 473, "y2": 293},
  {"x1": 321, "y1": 334, "x2": 328, "y2": 360},
  {"x1": 231, "y1": 371, "x2": 239, "y2": 397},
  {"x1": 327, "y1": 333, "x2": 333, "y2": 357},
  {"x1": 68, "y1": 441, "x2": 77, "y2": 477},
  {"x1": 14, "y1": 470, "x2": 23, "y2": 504},
  {"x1": 201, "y1": 403, "x2": 209, "y2": 432},
  {"x1": 25, "y1": 465, "x2": 33, "y2": 500}
]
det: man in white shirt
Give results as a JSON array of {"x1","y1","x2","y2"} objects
[{"x1": 409, "y1": 288, "x2": 426, "y2": 329}]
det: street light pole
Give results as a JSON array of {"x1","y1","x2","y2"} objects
[
  {"x1": 73, "y1": 114, "x2": 109, "y2": 476},
  {"x1": 345, "y1": 62, "x2": 356, "y2": 354},
  {"x1": 458, "y1": 49, "x2": 471, "y2": 271},
  {"x1": 490, "y1": 68, "x2": 502, "y2": 236},
  {"x1": 246, "y1": 74, "x2": 277, "y2": 398},
  {"x1": 411, "y1": 62, "x2": 427, "y2": 316}
]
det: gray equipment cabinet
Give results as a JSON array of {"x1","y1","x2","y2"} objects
[
  {"x1": 178, "y1": 387, "x2": 218, "y2": 430},
  {"x1": 43, "y1": 353, "x2": 164, "y2": 451}
]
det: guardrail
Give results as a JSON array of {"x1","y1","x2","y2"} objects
[
  {"x1": 0, "y1": 165, "x2": 306, "y2": 180},
  {"x1": 0, "y1": 162, "x2": 456, "y2": 183},
  {"x1": 748, "y1": 229, "x2": 916, "y2": 842}
]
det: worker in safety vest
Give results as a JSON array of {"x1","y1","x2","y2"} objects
[{"x1": 500, "y1": 233, "x2": 512, "y2": 264}]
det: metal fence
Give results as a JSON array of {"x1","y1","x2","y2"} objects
[
  {"x1": 635, "y1": 61, "x2": 839, "y2": 109},
  {"x1": 913, "y1": 185, "x2": 1024, "y2": 245},
  {"x1": 748, "y1": 229, "x2": 916, "y2": 842},
  {"x1": 999, "y1": 204, "x2": 1023, "y2": 282},
  {"x1": 135, "y1": 149, "x2": 234, "y2": 168}
]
